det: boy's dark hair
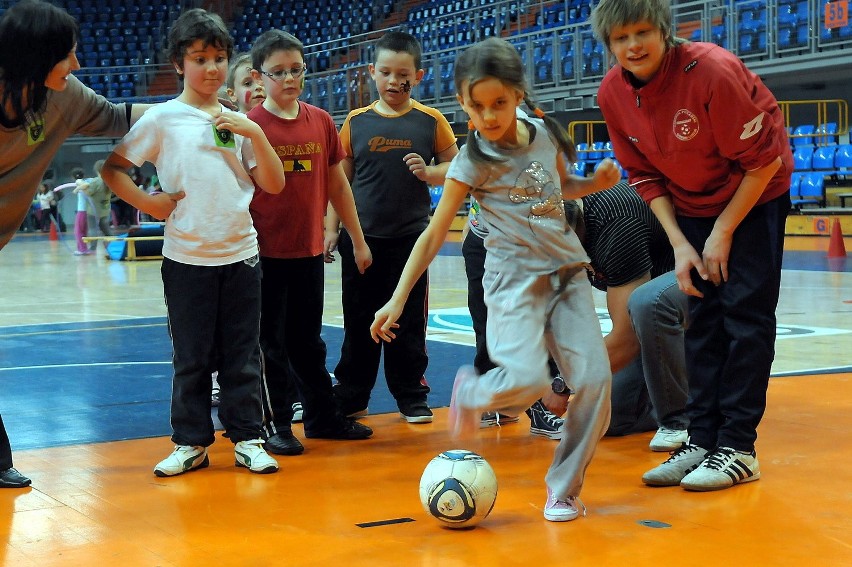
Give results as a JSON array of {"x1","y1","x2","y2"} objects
[
  {"x1": 374, "y1": 31, "x2": 422, "y2": 69},
  {"x1": 165, "y1": 8, "x2": 233, "y2": 71},
  {"x1": 251, "y1": 29, "x2": 304, "y2": 72},
  {"x1": 0, "y1": 0, "x2": 78, "y2": 128},
  {"x1": 454, "y1": 38, "x2": 576, "y2": 165}
]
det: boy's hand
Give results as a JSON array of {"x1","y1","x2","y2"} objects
[
  {"x1": 353, "y1": 242, "x2": 373, "y2": 274},
  {"x1": 702, "y1": 227, "x2": 733, "y2": 286},
  {"x1": 147, "y1": 191, "x2": 185, "y2": 220},
  {"x1": 592, "y1": 159, "x2": 621, "y2": 190},
  {"x1": 371, "y1": 300, "x2": 403, "y2": 343},
  {"x1": 213, "y1": 111, "x2": 259, "y2": 138},
  {"x1": 323, "y1": 230, "x2": 339, "y2": 263},
  {"x1": 403, "y1": 153, "x2": 429, "y2": 181},
  {"x1": 673, "y1": 241, "x2": 708, "y2": 298}
]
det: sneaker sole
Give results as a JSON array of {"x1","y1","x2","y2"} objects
[
  {"x1": 154, "y1": 454, "x2": 210, "y2": 478},
  {"x1": 346, "y1": 409, "x2": 369, "y2": 418},
  {"x1": 530, "y1": 427, "x2": 563, "y2": 440},
  {"x1": 401, "y1": 413, "x2": 433, "y2": 424},
  {"x1": 544, "y1": 510, "x2": 580, "y2": 522},
  {"x1": 681, "y1": 471, "x2": 761, "y2": 492},
  {"x1": 234, "y1": 460, "x2": 279, "y2": 474}
]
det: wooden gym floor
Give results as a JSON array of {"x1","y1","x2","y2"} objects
[{"x1": 1, "y1": 231, "x2": 851, "y2": 566}]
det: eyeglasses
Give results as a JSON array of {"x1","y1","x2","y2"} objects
[{"x1": 259, "y1": 65, "x2": 307, "y2": 82}]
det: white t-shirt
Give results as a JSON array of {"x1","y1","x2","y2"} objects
[{"x1": 114, "y1": 99, "x2": 258, "y2": 266}]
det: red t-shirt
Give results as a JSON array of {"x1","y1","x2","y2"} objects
[{"x1": 248, "y1": 101, "x2": 346, "y2": 258}]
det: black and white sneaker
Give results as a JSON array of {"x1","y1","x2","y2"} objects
[
  {"x1": 526, "y1": 400, "x2": 564, "y2": 440},
  {"x1": 291, "y1": 402, "x2": 303, "y2": 423},
  {"x1": 399, "y1": 401, "x2": 433, "y2": 424},
  {"x1": 680, "y1": 446, "x2": 760, "y2": 491}
]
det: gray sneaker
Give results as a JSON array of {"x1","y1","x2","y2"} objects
[
  {"x1": 642, "y1": 443, "x2": 709, "y2": 486},
  {"x1": 649, "y1": 426, "x2": 689, "y2": 452}
]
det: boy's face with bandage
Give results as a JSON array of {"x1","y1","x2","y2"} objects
[{"x1": 369, "y1": 48, "x2": 424, "y2": 112}]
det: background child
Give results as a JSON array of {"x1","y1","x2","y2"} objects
[
  {"x1": 75, "y1": 159, "x2": 113, "y2": 253},
  {"x1": 592, "y1": 0, "x2": 792, "y2": 491},
  {"x1": 247, "y1": 29, "x2": 373, "y2": 454},
  {"x1": 101, "y1": 8, "x2": 285, "y2": 477},
  {"x1": 226, "y1": 52, "x2": 265, "y2": 113},
  {"x1": 328, "y1": 31, "x2": 459, "y2": 425},
  {"x1": 36, "y1": 182, "x2": 57, "y2": 232},
  {"x1": 371, "y1": 37, "x2": 621, "y2": 522}
]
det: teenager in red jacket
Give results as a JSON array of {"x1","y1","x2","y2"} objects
[{"x1": 592, "y1": 0, "x2": 792, "y2": 492}]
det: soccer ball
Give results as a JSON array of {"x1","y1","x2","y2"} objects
[{"x1": 419, "y1": 449, "x2": 498, "y2": 528}]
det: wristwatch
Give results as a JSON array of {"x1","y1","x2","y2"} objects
[{"x1": 551, "y1": 375, "x2": 572, "y2": 396}]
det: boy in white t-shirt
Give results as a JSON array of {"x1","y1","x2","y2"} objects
[{"x1": 101, "y1": 8, "x2": 285, "y2": 477}]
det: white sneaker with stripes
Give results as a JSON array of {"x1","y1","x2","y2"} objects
[{"x1": 680, "y1": 446, "x2": 760, "y2": 491}]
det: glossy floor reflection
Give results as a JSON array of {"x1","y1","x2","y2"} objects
[{"x1": 0, "y1": 232, "x2": 851, "y2": 565}]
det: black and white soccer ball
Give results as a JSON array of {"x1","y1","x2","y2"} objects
[{"x1": 419, "y1": 449, "x2": 497, "y2": 528}]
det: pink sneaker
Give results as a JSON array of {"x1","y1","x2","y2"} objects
[
  {"x1": 543, "y1": 487, "x2": 585, "y2": 522},
  {"x1": 447, "y1": 365, "x2": 480, "y2": 439}
]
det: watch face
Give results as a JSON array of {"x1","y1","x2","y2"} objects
[{"x1": 552, "y1": 376, "x2": 569, "y2": 394}]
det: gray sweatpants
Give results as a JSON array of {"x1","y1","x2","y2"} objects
[{"x1": 456, "y1": 264, "x2": 612, "y2": 498}]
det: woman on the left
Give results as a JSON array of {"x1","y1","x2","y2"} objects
[{"x1": 0, "y1": 0, "x2": 157, "y2": 488}]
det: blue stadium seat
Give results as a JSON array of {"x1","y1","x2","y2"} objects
[
  {"x1": 791, "y1": 124, "x2": 815, "y2": 146},
  {"x1": 835, "y1": 144, "x2": 852, "y2": 171},
  {"x1": 795, "y1": 172, "x2": 825, "y2": 207},
  {"x1": 793, "y1": 146, "x2": 813, "y2": 170},
  {"x1": 812, "y1": 146, "x2": 837, "y2": 170},
  {"x1": 815, "y1": 122, "x2": 838, "y2": 145}
]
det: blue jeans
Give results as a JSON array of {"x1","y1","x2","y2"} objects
[{"x1": 607, "y1": 271, "x2": 690, "y2": 435}]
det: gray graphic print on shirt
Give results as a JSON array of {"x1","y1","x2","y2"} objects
[{"x1": 508, "y1": 161, "x2": 564, "y2": 224}]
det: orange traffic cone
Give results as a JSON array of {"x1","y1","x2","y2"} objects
[
  {"x1": 48, "y1": 220, "x2": 58, "y2": 241},
  {"x1": 827, "y1": 218, "x2": 847, "y2": 258}
]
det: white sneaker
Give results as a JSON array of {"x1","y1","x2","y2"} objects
[
  {"x1": 680, "y1": 447, "x2": 760, "y2": 491},
  {"x1": 291, "y1": 402, "x2": 303, "y2": 423},
  {"x1": 154, "y1": 445, "x2": 209, "y2": 477},
  {"x1": 642, "y1": 443, "x2": 709, "y2": 486},
  {"x1": 234, "y1": 439, "x2": 279, "y2": 474},
  {"x1": 543, "y1": 487, "x2": 585, "y2": 522},
  {"x1": 649, "y1": 426, "x2": 689, "y2": 452}
]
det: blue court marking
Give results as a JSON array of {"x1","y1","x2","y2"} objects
[{"x1": 0, "y1": 318, "x2": 473, "y2": 451}]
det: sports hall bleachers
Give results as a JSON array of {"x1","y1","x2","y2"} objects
[{"x1": 7, "y1": 0, "x2": 845, "y2": 115}]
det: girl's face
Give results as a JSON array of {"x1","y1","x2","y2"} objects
[
  {"x1": 44, "y1": 45, "x2": 81, "y2": 92},
  {"x1": 369, "y1": 49, "x2": 424, "y2": 111},
  {"x1": 255, "y1": 49, "x2": 306, "y2": 110},
  {"x1": 229, "y1": 64, "x2": 265, "y2": 113},
  {"x1": 608, "y1": 20, "x2": 666, "y2": 84},
  {"x1": 458, "y1": 77, "x2": 524, "y2": 147},
  {"x1": 177, "y1": 40, "x2": 228, "y2": 100}
]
